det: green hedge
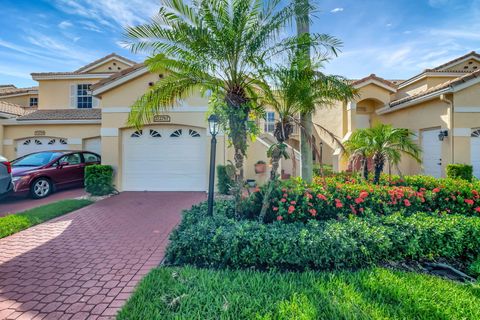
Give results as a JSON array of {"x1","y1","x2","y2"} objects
[
  {"x1": 217, "y1": 164, "x2": 235, "y2": 195},
  {"x1": 166, "y1": 201, "x2": 480, "y2": 271},
  {"x1": 85, "y1": 165, "x2": 114, "y2": 196},
  {"x1": 446, "y1": 164, "x2": 473, "y2": 181}
]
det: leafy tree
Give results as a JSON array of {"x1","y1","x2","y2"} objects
[
  {"x1": 345, "y1": 124, "x2": 422, "y2": 184},
  {"x1": 124, "y1": 0, "x2": 337, "y2": 183}
]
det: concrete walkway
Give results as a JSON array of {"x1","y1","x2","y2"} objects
[{"x1": 0, "y1": 192, "x2": 205, "y2": 319}]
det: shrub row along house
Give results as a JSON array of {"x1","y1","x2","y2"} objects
[{"x1": 0, "y1": 51, "x2": 479, "y2": 192}]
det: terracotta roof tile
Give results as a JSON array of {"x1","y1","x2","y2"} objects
[
  {"x1": 0, "y1": 86, "x2": 38, "y2": 97},
  {"x1": 17, "y1": 109, "x2": 102, "y2": 121},
  {"x1": 351, "y1": 74, "x2": 398, "y2": 89},
  {"x1": 390, "y1": 69, "x2": 480, "y2": 107},
  {"x1": 0, "y1": 101, "x2": 34, "y2": 116},
  {"x1": 91, "y1": 63, "x2": 146, "y2": 91},
  {"x1": 75, "y1": 53, "x2": 137, "y2": 73},
  {"x1": 432, "y1": 51, "x2": 480, "y2": 71}
]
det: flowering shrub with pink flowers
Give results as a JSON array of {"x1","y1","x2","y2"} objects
[{"x1": 251, "y1": 175, "x2": 480, "y2": 223}]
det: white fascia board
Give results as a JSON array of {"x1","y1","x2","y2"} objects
[
  {"x1": 102, "y1": 106, "x2": 208, "y2": 113},
  {"x1": 455, "y1": 107, "x2": 480, "y2": 113},
  {"x1": 451, "y1": 76, "x2": 480, "y2": 92},
  {"x1": 79, "y1": 57, "x2": 136, "y2": 73},
  {"x1": 32, "y1": 74, "x2": 112, "y2": 81},
  {"x1": 398, "y1": 72, "x2": 470, "y2": 89},
  {"x1": 92, "y1": 67, "x2": 149, "y2": 95},
  {"x1": 376, "y1": 87, "x2": 451, "y2": 115},
  {"x1": 0, "y1": 91, "x2": 38, "y2": 98},
  {"x1": 353, "y1": 79, "x2": 397, "y2": 93}
]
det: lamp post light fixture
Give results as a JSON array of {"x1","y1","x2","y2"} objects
[
  {"x1": 438, "y1": 130, "x2": 448, "y2": 141},
  {"x1": 207, "y1": 114, "x2": 220, "y2": 216}
]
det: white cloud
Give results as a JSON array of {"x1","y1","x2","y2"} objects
[
  {"x1": 58, "y1": 21, "x2": 73, "y2": 29},
  {"x1": 52, "y1": 0, "x2": 158, "y2": 28},
  {"x1": 330, "y1": 8, "x2": 344, "y2": 13}
]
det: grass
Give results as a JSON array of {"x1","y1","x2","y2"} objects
[
  {"x1": 118, "y1": 266, "x2": 480, "y2": 320},
  {"x1": 0, "y1": 199, "x2": 93, "y2": 238}
]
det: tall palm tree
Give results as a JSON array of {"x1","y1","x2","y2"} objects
[
  {"x1": 345, "y1": 124, "x2": 422, "y2": 184},
  {"x1": 124, "y1": 0, "x2": 339, "y2": 183},
  {"x1": 257, "y1": 52, "x2": 356, "y2": 220}
]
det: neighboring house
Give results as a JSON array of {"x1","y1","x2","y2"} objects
[
  {"x1": 0, "y1": 51, "x2": 479, "y2": 193},
  {"x1": 0, "y1": 84, "x2": 39, "y2": 108}
]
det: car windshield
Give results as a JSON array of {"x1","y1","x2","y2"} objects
[{"x1": 12, "y1": 152, "x2": 63, "y2": 167}]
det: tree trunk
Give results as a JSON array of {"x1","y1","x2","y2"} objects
[
  {"x1": 296, "y1": 0, "x2": 313, "y2": 183},
  {"x1": 362, "y1": 157, "x2": 369, "y2": 180},
  {"x1": 373, "y1": 154, "x2": 384, "y2": 184}
]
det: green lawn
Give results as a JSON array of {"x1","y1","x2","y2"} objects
[
  {"x1": 0, "y1": 199, "x2": 93, "y2": 238},
  {"x1": 118, "y1": 266, "x2": 480, "y2": 320}
]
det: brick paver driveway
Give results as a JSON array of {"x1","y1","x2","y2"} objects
[{"x1": 0, "y1": 192, "x2": 205, "y2": 320}]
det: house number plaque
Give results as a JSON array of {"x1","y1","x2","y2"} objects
[
  {"x1": 34, "y1": 130, "x2": 46, "y2": 136},
  {"x1": 153, "y1": 115, "x2": 171, "y2": 123}
]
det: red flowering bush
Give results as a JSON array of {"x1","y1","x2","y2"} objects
[{"x1": 256, "y1": 175, "x2": 480, "y2": 223}]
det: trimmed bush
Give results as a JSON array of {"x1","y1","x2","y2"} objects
[
  {"x1": 85, "y1": 165, "x2": 114, "y2": 196},
  {"x1": 166, "y1": 201, "x2": 480, "y2": 271},
  {"x1": 217, "y1": 163, "x2": 235, "y2": 195},
  {"x1": 446, "y1": 164, "x2": 473, "y2": 181}
]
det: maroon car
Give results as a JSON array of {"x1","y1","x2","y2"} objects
[{"x1": 11, "y1": 151, "x2": 101, "y2": 199}]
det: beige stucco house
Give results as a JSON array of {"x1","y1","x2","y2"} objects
[{"x1": 0, "y1": 51, "x2": 479, "y2": 193}]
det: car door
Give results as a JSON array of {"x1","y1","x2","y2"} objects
[{"x1": 53, "y1": 153, "x2": 85, "y2": 188}]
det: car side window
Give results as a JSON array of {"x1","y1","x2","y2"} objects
[
  {"x1": 83, "y1": 153, "x2": 100, "y2": 164},
  {"x1": 59, "y1": 153, "x2": 82, "y2": 165}
]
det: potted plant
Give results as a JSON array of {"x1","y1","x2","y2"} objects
[{"x1": 254, "y1": 160, "x2": 267, "y2": 174}]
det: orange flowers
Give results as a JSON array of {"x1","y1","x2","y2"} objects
[
  {"x1": 317, "y1": 194, "x2": 327, "y2": 201},
  {"x1": 465, "y1": 199, "x2": 474, "y2": 206},
  {"x1": 403, "y1": 199, "x2": 411, "y2": 207},
  {"x1": 288, "y1": 205, "x2": 295, "y2": 214}
]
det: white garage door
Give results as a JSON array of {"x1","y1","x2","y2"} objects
[
  {"x1": 122, "y1": 126, "x2": 207, "y2": 191},
  {"x1": 84, "y1": 137, "x2": 101, "y2": 155},
  {"x1": 422, "y1": 129, "x2": 442, "y2": 178},
  {"x1": 472, "y1": 129, "x2": 480, "y2": 179},
  {"x1": 17, "y1": 137, "x2": 69, "y2": 158}
]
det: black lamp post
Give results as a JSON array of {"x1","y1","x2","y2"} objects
[{"x1": 207, "y1": 114, "x2": 220, "y2": 216}]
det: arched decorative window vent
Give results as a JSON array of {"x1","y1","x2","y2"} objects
[
  {"x1": 59, "y1": 139, "x2": 68, "y2": 145},
  {"x1": 131, "y1": 130, "x2": 143, "y2": 138},
  {"x1": 48, "y1": 139, "x2": 56, "y2": 145},
  {"x1": 170, "y1": 129, "x2": 183, "y2": 137},
  {"x1": 189, "y1": 129, "x2": 201, "y2": 137},
  {"x1": 472, "y1": 129, "x2": 480, "y2": 138},
  {"x1": 149, "y1": 129, "x2": 161, "y2": 138},
  {"x1": 34, "y1": 139, "x2": 42, "y2": 145},
  {"x1": 23, "y1": 139, "x2": 31, "y2": 145}
]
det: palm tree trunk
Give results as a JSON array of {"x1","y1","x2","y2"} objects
[
  {"x1": 362, "y1": 157, "x2": 369, "y2": 180},
  {"x1": 373, "y1": 155, "x2": 384, "y2": 184},
  {"x1": 296, "y1": 0, "x2": 313, "y2": 183}
]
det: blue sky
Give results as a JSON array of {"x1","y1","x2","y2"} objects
[{"x1": 1, "y1": 0, "x2": 479, "y2": 87}]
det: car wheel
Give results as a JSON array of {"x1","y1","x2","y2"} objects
[{"x1": 30, "y1": 178, "x2": 52, "y2": 199}]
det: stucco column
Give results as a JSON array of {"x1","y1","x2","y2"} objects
[{"x1": 347, "y1": 101, "x2": 357, "y2": 132}]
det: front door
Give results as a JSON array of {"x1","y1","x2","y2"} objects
[{"x1": 421, "y1": 129, "x2": 442, "y2": 178}]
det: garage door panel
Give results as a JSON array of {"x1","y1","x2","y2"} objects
[
  {"x1": 17, "y1": 137, "x2": 69, "y2": 158},
  {"x1": 122, "y1": 126, "x2": 207, "y2": 191}
]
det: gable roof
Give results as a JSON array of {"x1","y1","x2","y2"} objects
[
  {"x1": 31, "y1": 53, "x2": 137, "y2": 80},
  {"x1": 431, "y1": 51, "x2": 480, "y2": 71},
  {"x1": 351, "y1": 74, "x2": 398, "y2": 92},
  {"x1": 0, "y1": 86, "x2": 38, "y2": 97},
  {"x1": 379, "y1": 69, "x2": 480, "y2": 113},
  {"x1": 91, "y1": 63, "x2": 150, "y2": 95},
  {"x1": 17, "y1": 109, "x2": 102, "y2": 121},
  {"x1": 0, "y1": 101, "x2": 34, "y2": 117},
  {"x1": 74, "y1": 53, "x2": 137, "y2": 73}
]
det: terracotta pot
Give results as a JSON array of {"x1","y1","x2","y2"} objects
[{"x1": 254, "y1": 163, "x2": 267, "y2": 174}]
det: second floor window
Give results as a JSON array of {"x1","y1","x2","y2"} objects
[
  {"x1": 29, "y1": 97, "x2": 38, "y2": 107},
  {"x1": 264, "y1": 112, "x2": 275, "y2": 133},
  {"x1": 77, "y1": 84, "x2": 92, "y2": 108}
]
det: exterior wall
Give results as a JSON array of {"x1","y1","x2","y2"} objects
[
  {"x1": 444, "y1": 58, "x2": 480, "y2": 72},
  {"x1": 378, "y1": 99, "x2": 450, "y2": 176},
  {"x1": 38, "y1": 79, "x2": 103, "y2": 109},
  {"x1": 0, "y1": 94, "x2": 38, "y2": 108},
  {"x1": 2, "y1": 123, "x2": 100, "y2": 160},
  {"x1": 396, "y1": 76, "x2": 457, "y2": 99},
  {"x1": 87, "y1": 60, "x2": 132, "y2": 73}
]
